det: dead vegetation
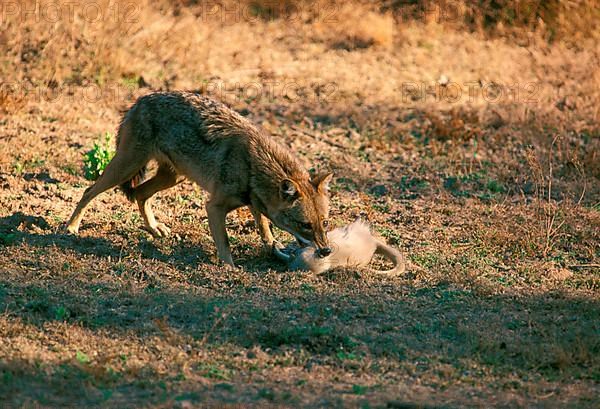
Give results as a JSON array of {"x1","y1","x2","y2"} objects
[{"x1": 0, "y1": 1, "x2": 599, "y2": 407}]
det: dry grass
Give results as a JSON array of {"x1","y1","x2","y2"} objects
[
  {"x1": 386, "y1": 0, "x2": 600, "y2": 44},
  {"x1": 1, "y1": 1, "x2": 599, "y2": 407},
  {"x1": 311, "y1": 3, "x2": 394, "y2": 50}
]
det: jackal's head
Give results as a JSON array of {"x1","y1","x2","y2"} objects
[{"x1": 270, "y1": 172, "x2": 333, "y2": 257}]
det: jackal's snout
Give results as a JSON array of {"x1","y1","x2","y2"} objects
[{"x1": 312, "y1": 226, "x2": 331, "y2": 257}]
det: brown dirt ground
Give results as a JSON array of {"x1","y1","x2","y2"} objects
[{"x1": 1, "y1": 1, "x2": 599, "y2": 408}]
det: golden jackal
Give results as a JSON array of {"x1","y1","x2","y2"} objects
[
  {"x1": 274, "y1": 220, "x2": 405, "y2": 275},
  {"x1": 65, "y1": 91, "x2": 333, "y2": 266}
]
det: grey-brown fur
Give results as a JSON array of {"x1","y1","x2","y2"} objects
[{"x1": 65, "y1": 91, "x2": 333, "y2": 266}]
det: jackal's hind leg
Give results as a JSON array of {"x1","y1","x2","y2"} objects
[
  {"x1": 134, "y1": 164, "x2": 180, "y2": 238},
  {"x1": 65, "y1": 150, "x2": 147, "y2": 234}
]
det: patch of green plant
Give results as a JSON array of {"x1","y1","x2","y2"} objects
[
  {"x1": 24, "y1": 299, "x2": 50, "y2": 315},
  {"x1": 83, "y1": 132, "x2": 115, "y2": 181},
  {"x1": 333, "y1": 177, "x2": 358, "y2": 192},
  {"x1": 259, "y1": 324, "x2": 356, "y2": 354},
  {"x1": 486, "y1": 178, "x2": 504, "y2": 193},
  {"x1": 214, "y1": 383, "x2": 235, "y2": 391},
  {"x1": 444, "y1": 171, "x2": 505, "y2": 200},
  {"x1": 13, "y1": 161, "x2": 24, "y2": 175},
  {"x1": 30, "y1": 157, "x2": 46, "y2": 168},
  {"x1": 2, "y1": 371, "x2": 13, "y2": 384},
  {"x1": 299, "y1": 283, "x2": 315, "y2": 294},
  {"x1": 176, "y1": 194, "x2": 188, "y2": 205},
  {"x1": 411, "y1": 322, "x2": 428, "y2": 335},
  {"x1": 246, "y1": 306, "x2": 271, "y2": 321},
  {"x1": 198, "y1": 364, "x2": 230, "y2": 380},
  {"x1": 443, "y1": 176, "x2": 469, "y2": 197},
  {"x1": 373, "y1": 202, "x2": 390, "y2": 213},
  {"x1": 121, "y1": 74, "x2": 141, "y2": 89},
  {"x1": 280, "y1": 390, "x2": 295, "y2": 402},
  {"x1": 112, "y1": 263, "x2": 127, "y2": 276},
  {"x1": 398, "y1": 175, "x2": 429, "y2": 192},
  {"x1": 440, "y1": 323, "x2": 467, "y2": 342},
  {"x1": 357, "y1": 149, "x2": 371, "y2": 162},
  {"x1": 376, "y1": 227, "x2": 402, "y2": 245},
  {"x1": 506, "y1": 320, "x2": 525, "y2": 330},
  {"x1": 257, "y1": 388, "x2": 275, "y2": 400},
  {"x1": 100, "y1": 388, "x2": 114, "y2": 401},
  {"x1": 55, "y1": 363, "x2": 90, "y2": 382},
  {"x1": 411, "y1": 251, "x2": 441, "y2": 269},
  {"x1": 336, "y1": 350, "x2": 358, "y2": 361},
  {"x1": 0, "y1": 232, "x2": 17, "y2": 246},
  {"x1": 54, "y1": 305, "x2": 69, "y2": 321},
  {"x1": 13, "y1": 157, "x2": 46, "y2": 175},
  {"x1": 94, "y1": 66, "x2": 109, "y2": 86},
  {"x1": 351, "y1": 384, "x2": 368, "y2": 395},
  {"x1": 59, "y1": 163, "x2": 77, "y2": 176},
  {"x1": 76, "y1": 351, "x2": 91, "y2": 364},
  {"x1": 175, "y1": 392, "x2": 201, "y2": 401}
]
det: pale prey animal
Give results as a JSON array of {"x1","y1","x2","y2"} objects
[{"x1": 274, "y1": 219, "x2": 405, "y2": 275}]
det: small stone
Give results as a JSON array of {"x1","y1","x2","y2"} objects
[{"x1": 438, "y1": 74, "x2": 449, "y2": 86}]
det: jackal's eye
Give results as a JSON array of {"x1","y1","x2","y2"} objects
[
  {"x1": 322, "y1": 220, "x2": 329, "y2": 229},
  {"x1": 300, "y1": 222, "x2": 312, "y2": 230}
]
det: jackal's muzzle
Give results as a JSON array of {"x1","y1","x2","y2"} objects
[
  {"x1": 312, "y1": 229, "x2": 331, "y2": 258},
  {"x1": 316, "y1": 247, "x2": 332, "y2": 258}
]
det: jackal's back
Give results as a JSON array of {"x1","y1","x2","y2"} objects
[{"x1": 123, "y1": 92, "x2": 262, "y2": 146}]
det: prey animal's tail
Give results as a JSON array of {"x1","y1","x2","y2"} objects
[
  {"x1": 116, "y1": 115, "x2": 148, "y2": 202},
  {"x1": 372, "y1": 239, "x2": 405, "y2": 276}
]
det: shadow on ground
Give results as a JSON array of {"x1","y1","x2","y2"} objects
[
  {"x1": 0, "y1": 211, "x2": 214, "y2": 269},
  {"x1": 1, "y1": 201, "x2": 599, "y2": 407},
  {"x1": 2, "y1": 276, "x2": 598, "y2": 368},
  {"x1": 1, "y1": 274, "x2": 598, "y2": 406}
]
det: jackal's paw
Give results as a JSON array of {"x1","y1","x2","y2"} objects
[
  {"x1": 224, "y1": 263, "x2": 242, "y2": 272},
  {"x1": 260, "y1": 241, "x2": 276, "y2": 256},
  {"x1": 262, "y1": 240, "x2": 283, "y2": 256},
  {"x1": 216, "y1": 258, "x2": 241, "y2": 272},
  {"x1": 61, "y1": 223, "x2": 79, "y2": 235},
  {"x1": 144, "y1": 223, "x2": 171, "y2": 238}
]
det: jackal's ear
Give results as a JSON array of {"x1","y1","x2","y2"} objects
[
  {"x1": 312, "y1": 172, "x2": 333, "y2": 193},
  {"x1": 280, "y1": 179, "x2": 300, "y2": 202}
]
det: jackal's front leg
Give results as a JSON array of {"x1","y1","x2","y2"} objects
[
  {"x1": 206, "y1": 200, "x2": 235, "y2": 266},
  {"x1": 249, "y1": 206, "x2": 276, "y2": 255}
]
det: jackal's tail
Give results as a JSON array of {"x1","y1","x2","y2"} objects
[
  {"x1": 116, "y1": 117, "x2": 148, "y2": 202},
  {"x1": 119, "y1": 165, "x2": 148, "y2": 202},
  {"x1": 372, "y1": 240, "x2": 406, "y2": 276}
]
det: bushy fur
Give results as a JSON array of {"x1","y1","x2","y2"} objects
[{"x1": 65, "y1": 91, "x2": 333, "y2": 265}]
